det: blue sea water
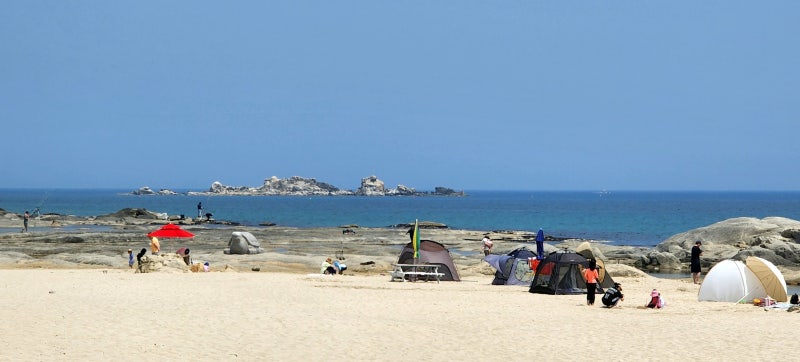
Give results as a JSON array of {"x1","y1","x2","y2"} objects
[{"x1": 2, "y1": 189, "x2": 800, "y2": 247}]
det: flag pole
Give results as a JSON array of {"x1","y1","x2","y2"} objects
[{"x1": 412, "y1": 219, "x2": 420, "y2": 265}]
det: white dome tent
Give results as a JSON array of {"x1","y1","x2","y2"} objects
[{"x1": 698, "y1": 257, "x2": 787, "y2": 303}]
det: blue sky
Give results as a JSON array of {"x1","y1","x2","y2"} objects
[{"x1": 2, "y1": 1, "x2": 798, "y2": 191}]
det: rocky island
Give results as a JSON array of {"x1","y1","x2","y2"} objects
[{"x1": 132, "y1": 175, "x2": 465, "y2": 197}]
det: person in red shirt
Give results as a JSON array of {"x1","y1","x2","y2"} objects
[{"x1": 583, "y1": 259, "x2": 600, "y2": 306}]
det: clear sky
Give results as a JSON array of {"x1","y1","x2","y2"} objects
[{"x1": 2, "y1": 1, "x2": 798, "y2": 191}]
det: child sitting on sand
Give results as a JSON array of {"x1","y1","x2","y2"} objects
[
  {"x1": 333, "y1": 259, "x2": 347, "y2": 274},
  {"x1": 321, "y1": 257, "x2": 337, "y2": 275},
  {"x1": 646, "y1": 289, "x2": 664, "y2": 309}
]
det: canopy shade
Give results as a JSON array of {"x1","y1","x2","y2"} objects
[
  {"x1": 745, "y1": 256, "x2": 788, "y2": 302},
  {"x1": 147, "y1": 223, "x2": 195, "y2": 238}
]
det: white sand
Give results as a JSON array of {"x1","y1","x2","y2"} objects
[{"x1": 1, "y1": 269, "x2": 798, "y2": 361}]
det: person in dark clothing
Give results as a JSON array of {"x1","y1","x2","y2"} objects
[
  {"x1": 136, "y1": 248, "x2": 147, "y2": 272},
  {"x1": 691, "y1": 241, "x2": 703, "y2": 284},
  {"x1": 602, "y1": 283, "x2": 624, "y2": 308},
  {"x1": 23, "y1": 211, "x2": 30, "y2": 233}
]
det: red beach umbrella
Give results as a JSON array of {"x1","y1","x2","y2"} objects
[{"x1": 146, "y1": 223, "x2": 195, "y2": 239}]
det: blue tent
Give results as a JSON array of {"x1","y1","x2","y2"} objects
[{"x1": 484, "y1": 247, "x2": 537, "y2": 285}]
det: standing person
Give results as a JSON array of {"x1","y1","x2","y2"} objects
[
  {"x1": 127, "y1": 249, "x2": 135, "y2": 269},
  {"x1": 136, "y1": 248, "x2": 147, "y2": 272},
  {"x1": 691, "y1": 240, "x2": 703, "y2": 284},
  {"x1": 584, "y1": 259, "x2": 599, "y2": 306},
  {"x1": 150, "y1": 236, "x2": 160, "y2": 255},
  {"x1": 482, "y1": 236, "x2": 494, "y2": 256},
  {"x1": 197, "y1": 202, "x2": 203, "y2": 218},
  {"x1": 22, "y1": 211, "x2": 30, "y2": 233}
]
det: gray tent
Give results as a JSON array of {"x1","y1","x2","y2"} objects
[
  {"x1": 484, "y1": 247, "x2": 537, "y2": 285},
  {"x1": 397, "y1": 240, "x2": 460, "y2": 281},
  {"x1": 224, "y1": 231, "x2": 264, "y2": 254}
]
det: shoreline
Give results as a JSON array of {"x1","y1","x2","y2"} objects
[{"x1": 3, "y1": 211, "x2": 800, "y2": 285}]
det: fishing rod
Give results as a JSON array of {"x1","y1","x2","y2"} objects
[{"x1": 28, "y1": 190, "x2": 50, "y2": 229}]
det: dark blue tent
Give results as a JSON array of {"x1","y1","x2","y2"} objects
[{"x1": 528, "y1": 251, "x2": 615, "y2": 295}]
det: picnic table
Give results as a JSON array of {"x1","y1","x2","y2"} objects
[{"x1": 390, "y1": 264, "x2": 445, "y2": 283}]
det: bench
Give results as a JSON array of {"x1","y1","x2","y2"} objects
[{"x1": 390, "y1": 264, "x2": 445, "y2": 283}]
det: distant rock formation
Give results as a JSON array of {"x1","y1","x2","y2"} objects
[
  {"x1": 182, "y1": 175, "x2": 465, "y2": 197},
  {"x1": 355, "y1": 175, "x2": 385, "y2": 196},
  {"x1": 131, "y1": 187, "x2": 178, "y2": 195},
  {"x1": 205, "y1": 176, "x2": 352, "y2": 196},
  {"x1": 132, "y1": 186, "x2": 156, "y2": 195}
]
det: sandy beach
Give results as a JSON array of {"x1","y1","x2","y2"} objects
[
  {"x1": 2, "y1": 224, "x2": 800, "y2": 361},
  {"x1": 2, "y1": 268, "x2": 799, "y2": 361}
]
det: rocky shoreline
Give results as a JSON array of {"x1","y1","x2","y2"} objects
[
  {"x1": 132, "y1": 175, "x2": 466, "y2": 197},
  {"x1": 2, "y1": 207, "x2": 800, "y2": 283}
]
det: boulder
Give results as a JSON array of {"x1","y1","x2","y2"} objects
[
  {"x1": 605, "y1": 263, "x2": 650, "y2": 278},
  {"x1": 645, "y1": 250, "x2": 682, "y2": 271},
  {"x1": 99, "y1": 208, "x2": 162, "y2": 220},
  {"x1": 132, "y1": 186, "x2": 156, "y2": 195},
  {"x1": 136, "y1": 253, "x2": 190, "y2": 273},
  {"x1": 356, "y1": 175, "x2": 386, "y2": 196},
  {"x1": 656, "y1": 217, "x2": 800, "y2": 265},
  {"x1": 386, "y1": 184, "x2": 416, "y2": 196}
]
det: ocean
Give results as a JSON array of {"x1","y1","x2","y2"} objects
[{"x1": 2, "y1": 189, "x2": 800, "y2": 247}]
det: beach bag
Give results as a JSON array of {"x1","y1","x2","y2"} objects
[{"x1": 790, "y1": 293, "x2": 799, "y2": 305}]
